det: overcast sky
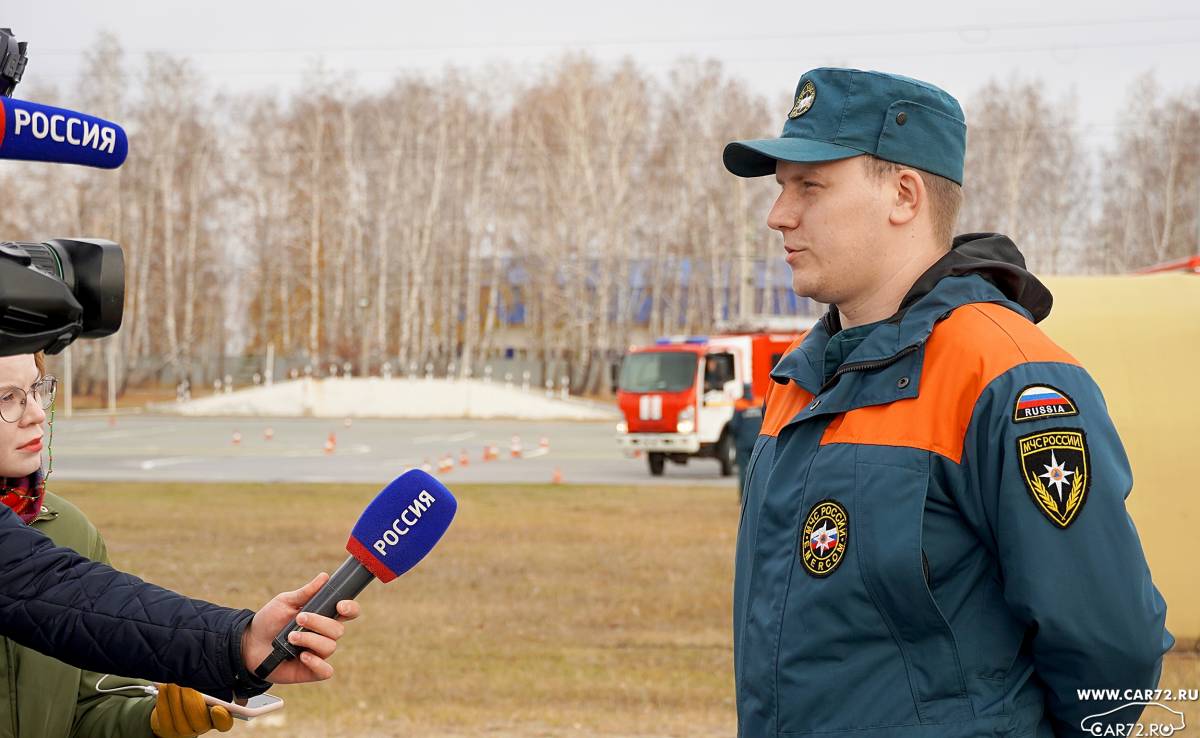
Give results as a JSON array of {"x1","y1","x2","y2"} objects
[{"x1": 8, "y1": 0, "x2": 1200, "y2": 150}]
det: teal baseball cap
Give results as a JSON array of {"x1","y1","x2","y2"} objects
[{"x1": 723, "y1": 68, "x2": 967, "y2": 185}]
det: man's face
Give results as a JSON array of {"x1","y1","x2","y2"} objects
[{"x1": 767, "y1": 157, "x2": 892, "y2": 305}]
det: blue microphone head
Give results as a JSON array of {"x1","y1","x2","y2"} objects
[
  {"x1": 0, "y1": 97, "x2": 128, "y2": 169},
  {"x1": 346, "y1": 470, "x2": 457, "y2": 583}
]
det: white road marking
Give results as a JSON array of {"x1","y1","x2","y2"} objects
[
  {"x1": 280, "y1": 444, "x2": 372, "y2": 458},
  {"x1": 411, "y1": 431, "x2": 477, "y2": 444},
  {"x1": 94, "y1": 430, "x2": 140, "y2": 440},
  {"x1": 137, "y1": 457, "x2": 200, "y2": 470}
]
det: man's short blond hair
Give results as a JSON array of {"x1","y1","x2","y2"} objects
[{"x1": 861, "y1": 156, "x2": 962, "y2": 248}]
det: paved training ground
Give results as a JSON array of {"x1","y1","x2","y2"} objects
[{"x1": 47, "y1": 414, "x2": 734, "y2": 487}]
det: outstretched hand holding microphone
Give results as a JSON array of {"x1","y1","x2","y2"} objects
[
  {"x1": 250, "y1": 469, "x2": 458, "y2": 680},
  {"x1": 184, "y1": 468, "x2": 457, "y2": 728},
  {"x1": 108, "y1": 469, "x2": 458, "y2": 736},
  {"x1": 241, "y1": 573, "x2": 362, "y2": 682}
]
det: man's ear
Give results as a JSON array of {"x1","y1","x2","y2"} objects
[{"x1": 888, "y1": 168, "x2": 924, "y2": 227}]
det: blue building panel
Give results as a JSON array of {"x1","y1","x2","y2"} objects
[{"x1": 482, "y1": 255, "x2": 816, "y2": 324}]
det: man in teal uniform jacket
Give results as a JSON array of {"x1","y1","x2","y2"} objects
[{"x1": 722, "y1": 68, "x2": 1171, "y2": 737}]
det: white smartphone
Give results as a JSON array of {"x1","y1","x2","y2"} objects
[{"x1": 200, "y1": 692, "x2": 284, "y2": 720}]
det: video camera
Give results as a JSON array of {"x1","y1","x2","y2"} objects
[{"x1": 0, "y1": 28, "x2": 125, "y2": 357}]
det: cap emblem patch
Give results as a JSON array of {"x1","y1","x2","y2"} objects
[{"x1": 788, "y1": 80, "x2": 816, "y2": 119}]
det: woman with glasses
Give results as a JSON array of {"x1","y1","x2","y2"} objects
[{"x1": 0, "y1": 352, "x2": 234, "y2": 738}]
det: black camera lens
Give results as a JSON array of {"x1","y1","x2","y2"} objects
[
  {"x1": 30, "y1": 239, "x2": 125, "y2": 337},
  {"x1": 0, "y1": 238, "x2": 124, "y2": 355}
]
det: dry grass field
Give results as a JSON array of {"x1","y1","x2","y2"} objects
[
  {"x1": 55, "y1": 480, "x2": 739, "y2": 737},
  {"x1": 50, "y1": 480, "x2": 1198, "y2": 737}
]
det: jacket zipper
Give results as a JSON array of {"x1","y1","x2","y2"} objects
[{"x1": 817, "y1": 344, "x2": 920, "y2": 395}]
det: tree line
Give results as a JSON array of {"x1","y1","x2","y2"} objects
[{"x1": 1, "y1": 35, "x2": 1196, "y2": 396}]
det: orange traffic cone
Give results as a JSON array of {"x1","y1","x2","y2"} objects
[
  {"x1": 459, "y1": 449, "x2": 470, "y2": 467},
  {"x1": 438, "y1": 454, "x2": 454, "y2": 474},
  {"x1": 539, "y1": 437, "x2": 550, "y2": 450},
  {"x1": 263, "y1": 427, "x2": 275, "y2": 441},
  {"x1": 420, "y1": 458, "x2": 433, "y2": 473},
  {"x1": 510, "y1": 435, "x2": 523, "y2": 459},
  {"x1": 551, "y1": 468, "x2": 564, "y2": 484},
  {"x1": 231, "y1": 431, "x2": 242, "y2": 446},
  {"x1": 324, "y1": 432, "x2": 337, "y2": 455}
]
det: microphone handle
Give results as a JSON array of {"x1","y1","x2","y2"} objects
[{"x1": 252, "y1": 555, "x2": 376, "y2": 680}]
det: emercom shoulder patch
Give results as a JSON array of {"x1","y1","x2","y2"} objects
[
  {"x1": 1017, "y1": 428, "x2": 1090, "y2": 528},
  {"x1": 1013, "y1": 384, "x2": 1078, "y2": 424},
  {"x1": 801, "y1": 499, "x2": 848, "y2": 577}
]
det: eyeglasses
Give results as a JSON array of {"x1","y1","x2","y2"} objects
[{"x1": 0, "y1": 376, "x2": 57, "y2": 423}]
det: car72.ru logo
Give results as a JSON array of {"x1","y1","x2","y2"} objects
[{"x1": 1080, "y1": 701, "x2": 1186, "y2": 737}]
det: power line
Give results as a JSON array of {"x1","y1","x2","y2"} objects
[
  {"x1": 31, "y1": 13, "x2": 1200, "y2": 57},
  {"x1": 27, "y1": 33, "x2": 1200, "y2": 83}
]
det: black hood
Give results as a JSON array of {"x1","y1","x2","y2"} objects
[
  {"x1": 823, "y1": 233, "x2": 1053, "y2": 334},
  {"x1": 899, "y1": 232, "x2": 1053, "y2": 323}
]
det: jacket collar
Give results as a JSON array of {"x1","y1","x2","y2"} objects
[
  {"x1": 771, "y1": 233, "x2": 1050, "y2": 396},
  {"x1": 771, "y1": 273, "x2": 1035, "y2": 395}
]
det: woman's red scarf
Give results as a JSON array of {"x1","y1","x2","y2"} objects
[{"x1": 1, "y1": 470, "x2": 45, "y2": 524}]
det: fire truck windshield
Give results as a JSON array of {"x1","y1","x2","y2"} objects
[{"x1": 618, "y1": 351, "x2": 697, "y2": 393}]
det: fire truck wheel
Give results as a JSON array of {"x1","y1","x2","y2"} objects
[
  {"x1": 717, "y1": 432, "x2": 735, "y2": 477},
  {"x1": 648, "y1": 452, "x2": 666, "y2": 476}
]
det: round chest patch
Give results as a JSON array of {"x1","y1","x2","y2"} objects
[{"x1": 800, "y1": 499, "x2": 849, "y2": 577}]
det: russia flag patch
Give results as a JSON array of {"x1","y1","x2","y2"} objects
[{"x1": 1013, "y1": 385, "x2": 1078, "y2": 423}]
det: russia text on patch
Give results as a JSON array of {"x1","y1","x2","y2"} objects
[{"x1": 1012, "y1": 384, "x2": 1078, "y2": 423}]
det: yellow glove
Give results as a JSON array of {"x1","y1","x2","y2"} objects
[{"x1": 150, "y1": 683, "x2": 234, "y2": 738}]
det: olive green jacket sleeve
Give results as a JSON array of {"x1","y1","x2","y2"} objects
[{"x1": 72, "y1": 669, "x2": 155, "y2": 738}]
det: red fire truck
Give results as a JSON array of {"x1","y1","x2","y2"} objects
[{"x1": 615, "y1": 333, "x2": 801, "y2": 476}]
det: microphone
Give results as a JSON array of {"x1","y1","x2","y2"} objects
[
  {"x1": 252, "y1": 469, "x2": 457, "y2": 679},
  {"x1": 0, "y1": 97, "x2": 128, "y2": 169}
]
